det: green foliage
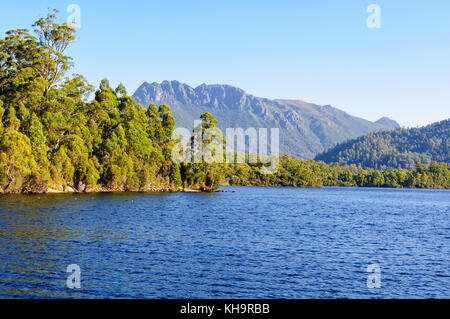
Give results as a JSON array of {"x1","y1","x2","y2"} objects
[
  {"x1": 3, "y1": 105, "x2": 21, "y2": 131},
  {"x1": 225, "y1": 154, "x2": 449, "y2": 189},
  {"x1": 315, "y1": 120, "x2": 450, "y2": 169},
  {"x1": 0, "y1": 12, "x2": 193, "y2": 193},
  {"x1": 0, "y1": 100, "x2": 4, "y2": 134},
  {"x1": 181, "y1": 112, "x2": 226, "y2": 192},
  {"x1": 0, "y1": 131, "x2": 38, "y2": 192},
  {"x1": 1, "y1": 12, "x2": 448, "y2": 194}
]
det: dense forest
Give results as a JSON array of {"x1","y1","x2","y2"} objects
[
  {"x1": 225, "y1": 155, "x2": 450, "y2": 189},
  {"x1": 0, "y1": 12, "x2": 226, "y2": 194},
  {"x1": 1, "y1": 12, "x2": 449, "y2": 194},
  {"x1": 315, "y1": 120, "x2": 449, "y2": 170}
]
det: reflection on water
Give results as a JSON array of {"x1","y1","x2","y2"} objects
[{"x1": 0, "y1": 188, "x2": 449, "y2": 298}]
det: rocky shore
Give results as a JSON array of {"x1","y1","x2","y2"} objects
[{"x1": 0, "y1": 183, "x2": 204, "y2": 195}]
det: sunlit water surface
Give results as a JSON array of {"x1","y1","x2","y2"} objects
[{"x1": 0, "y1": 186, "x2": 449, "y2": 298}]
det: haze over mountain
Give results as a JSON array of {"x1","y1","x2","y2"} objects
[
  {"x1": 315, "y1": 119, "x2": 450, "y2": 170},
  {"x1": 375, "y1": 117, "x2": 401, "y2": 130},
  {"x1": 133, "y1": 81, "x2": 400, "y2": 159}
]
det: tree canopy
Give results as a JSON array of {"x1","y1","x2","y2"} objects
[
  {"x1": 1, "y1": 12, "x2": 448, "y2": 194},
  {"x1": 315, "y1": 119, "x2": 449, "y2": 170}
]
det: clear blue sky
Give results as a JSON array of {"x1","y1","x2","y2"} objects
[{"x1": 1, "y1": 0, "x2": 449, "y2": 127}]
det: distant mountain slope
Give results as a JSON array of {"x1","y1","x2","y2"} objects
[
  {"x1": 133, "y1": 81, "x2": 399, "y2": 159},
  {"x1": 375, "y1": 117, "x2": 401, "y2": 129},
  {"x1": 315, "y1": 119, "x2": 450, "y2": 169}
]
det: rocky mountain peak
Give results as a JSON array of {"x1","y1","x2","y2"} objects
[{"x1": 133, "y1": 81, "x2": 401, "y2": 159}]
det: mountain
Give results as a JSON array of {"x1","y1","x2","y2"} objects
[
  {"x1": 133, "y1": 81, "x2": 399, "y2": 159},
  {"x1": 375, "y1": 117, "x2": 401, "y2": 129},
  {"x1": 315, "y1": 119, "x2": 450, "y2": 169}
]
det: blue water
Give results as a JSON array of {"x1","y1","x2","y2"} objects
[{"x1": 0, "y1": 186, "x2": 449, "y2": 299}]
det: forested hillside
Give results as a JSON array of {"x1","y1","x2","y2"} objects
[
  {"x1": 134, "y1": 81, "x2": 399, "y2": 159},
  {"x1": 1, "y1": 12, "x2": 448, "y2": 194},
  {"x1": 0, "y1": 12, "x2": 224, "y2": 194},
  {"x1": 315, "y1": 120, "x2": 449, "y2": 169}
]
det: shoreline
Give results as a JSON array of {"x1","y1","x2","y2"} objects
[
  {"x1": 0, "y1": 184, "x2": 448, "y2": 196},
  {"x1": 0, "y1": 185, "x2": 205, "y2": 195}
]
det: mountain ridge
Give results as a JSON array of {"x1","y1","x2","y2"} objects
[{"x1": 133, "y1": 80, "x2": 400, "y2": 159}]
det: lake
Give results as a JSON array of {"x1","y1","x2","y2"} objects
[{"x1": 0, "y1": 186, "x2": 449, "y2": 299}]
